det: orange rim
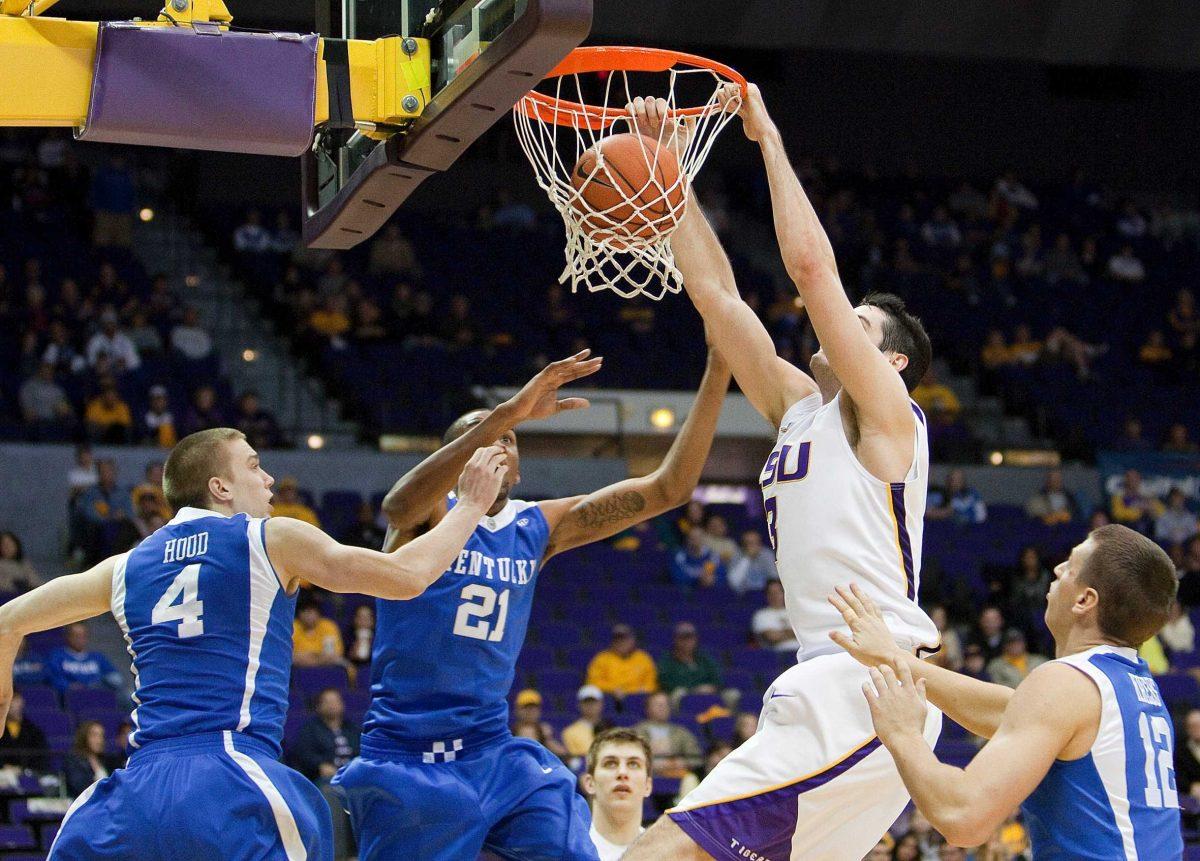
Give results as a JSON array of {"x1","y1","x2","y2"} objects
[{"x1": 517, "y1": 46, "x2": 746, "y2": 130}]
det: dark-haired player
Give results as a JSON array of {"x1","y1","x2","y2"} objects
[
  {"x1": 625, "y1": 89, "x2": 941, "y2": 861},
  {"x1": 334, "y1": 349, "x2": 730, "y2": 860},
  {"x1": 833, "y1": 524, "x2": 1182, "y2": 859}
]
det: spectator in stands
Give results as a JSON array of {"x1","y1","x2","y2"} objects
[
  {"x1": 90, "y1": 155, "x2": 135, "y2": 247},
  {"x1": 985, "y1": 629, "x2": 1047, "y2": 689},
  {"x1": 1175, "y1": 708, "x2": 1200, "y2": 800},
  {"x1": 352, "y1": 298, "x2": 388, "y2": 345},
  {"x1": 130, "y1": 461, "x2": 171, "y2": 520},
  {"x1": 633, "y1": 691, "x2": 702, "y2": 778},
  {"x1": 582, "y1": 728, "x2": 654, "y2": 861},
  {"x1": 132, "y1": 485, "x2": 168, "y2": 539},
  {"x1": 657, "y1": 622, "x2": 722, "y2": 698},
  {"x1": 511, "y1": 689, "x2": 567, "y2": 757},
  {"x1": 979, "y1": 329, "x2": 1011, "y2": 372},
  {"x1": 42, "y1": 318, "x2": 87, "y2": 377},
  {"x1": 960, "y1": 642, "x2": 989, "y2": 682},
  {"x1": 1113, "y1": 416, "x2": 1154, "y2": 453},
  {"x1": 927, "y1": 469, "x2": 987, "y2": 525},
  {"x1": 1043, "y1": 233, "x2": 1087, "y2": 285},
  {"x1": 181, "y1": 384, "x2": 225, "y2": 435},
  {"x1": 926, "y1": 605, "x2": 963, "y2": 672},
  {"x1": 64, "y1": 720, "x2": 120, "y2": 796},
  {"x1": 1137, "y1": 330, "x2": 1173, "y2": 371},
  {"x1": 0, "y1": 692, "x2": 48, "y2": 770},
  {"x1": 920, "y1": 206, "x2": 962, "y2": 249},
  {"x1": 270, "y1": 211, "x2": 299, "y2": 253},
  {"x1": 670, "y1": 528, "x2": 725, "y2": 590},
  {"x1": 67, "y1": 443, "x2": 98, "y2": 505},
  {"x1": 75, "y1": 459, "x2": 135, "y2": 562},
  {"x1": 732, "y1": 712, "x2": 758, "y2": 748},
  {"x1": 1107, "y1": 243, "x2": 1146, "y2": 283},
  {"x1": 727, "y1": 530, "x2": 776, "y2": 594},
  {"x1": 290, "y1": 688, "x2": 360, "y2": 783},
  {"x1": 1159, "y1": 601, "x2": 1195, "y2": 661},
  {"x1": 367, "y1": 223, "x2": 421, "y2": 279},
  {"x1": 563, "y1": 685, "x2": 611, "y2": 764},
  {"x1": 969, "y1": 606, "x2": 1006, "y2": 662},
  {"x1": 19, "y1": 361, "x2": 74, "y2": 436},
  {"x1": 233, "y1": 209, "x2": 272, "y2": 254},
  {"x1": 85, "y1": 376, "x2": 133, "y2": 444},
  {"x1": 1156, "y1": 488, "x2": 1199, "y2": 548},
  {"x1": 674, "y1": 500, "x2": 706, "y2": 542},
  {"x1": 272, "y1": 477, "x2": 321, "y2": 527},
  {"x1": 1007, "y1": 323, "x2": 1042, "y2": 366},
  {"x1": 1043, "y1": 326, "x2": 1105, "y2": 379},
  {"x1": 1163, "y1": 423, "x2": 1199, "y2": 454},
  {"x1": 892, "y1": 833, "x2": 921, "y2": 861},
  {"x1": 699, "y1": 514, "x2": 738, "y2": 564},
  {"x1": 46, "y1": 623, "x2": 122, "y2": 694},
  {"x1": 993, "y1": 170, "x2": 1038, "y2": 211},
  {"x1": 1110, "y1": 468, "x2": 1164, "y2": 532},
  {"x1": 753, "y1": 580, "x2": 799, "y2": 653},
  {"x1": 141, "y1": 384, "x2": 178, "y2": 448},
  {"x1": 127, "y1": 309, "x2": 163, "y2": 357},
  {"x1": 1024, "y1": 468, "x2": 1078, "y2": 525},
  {"x1": 170, "y1": 306, "x2": 213, "y2": 361},
  {"x1": 12, "y1": 640, "x2": 44, "y2": 687},
  {"x1": 233, "y1": 391, "x2": 283, "y2": 450},
  {"x1": 292, "y1": 599, "x2": 346, "y2": 669},
  {"x1": 911, "y1": 368, "x2": 961, "y2": 421},
  {"x1": 1007, "y1": 546, "x2": 1051, "y2": 644},
  {"x1": 585, "y1": 624, "x2": 657, "y2": 697},
  {"x1": 864, "y1": 838, "x2": 891, "y2": 860},
  {"x1": 0, "y1": 532, "x2": 42, "y2": 595},
  {"x1": 86, "y1": 309, "x2": 141, "y2": 374},
  {"x1": 343, "y1": 501, "x2": 386, "y2": 549},
  {"x1": 345, "y1": 604, "x2": 375, "y2": 674},
  {"x1": 1179, "y1": 536, "x2": 1200, "y2": 608},
  {"x1": 309, "y1": 295, "x2": 352, "y2": 346}
]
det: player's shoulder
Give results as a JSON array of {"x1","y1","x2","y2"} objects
[{"x1": 1012, "y1": 660, "x2": 1101, "y2": 716}]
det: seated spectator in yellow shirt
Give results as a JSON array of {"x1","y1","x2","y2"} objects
[
  {"x1": 293, "y1": 600, "x2": 345, "y2": 668},
  {"x1": 586, "y1": 624, "x2": 657, "y2": 697},
  {"x1": 910, "y1": 368, "x2": 961, "y2": 420},
  {"x1": 271, "y1": 477, "x2": 322, "y2": 528},
  {"x1": 85, "y1": 378, "x2": 133, "y2": 444},
  {"x1": 1110, "y1": 469, "x2": 1165, "y2": 531}
]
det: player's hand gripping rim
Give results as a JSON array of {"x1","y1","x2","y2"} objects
[
  {"x1": 827, "y1": 583, "x2": 905, "y2": 668},
  {"x1": 863, "y1": 660, "x2": 928, "y2": 745},
  {"x1": 627, "y1": 96, "x2": 696, "y2": 159},
  {"x1": 456, "y1": 445, "x2": 509, "y2": 512},
  {"x1": 504, "y1": 349, "x2": 603, "y2": 424}
]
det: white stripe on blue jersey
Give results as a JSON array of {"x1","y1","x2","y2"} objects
[{"x1": 1021, "y1": 645, "x2": 1182, "y2": 860}]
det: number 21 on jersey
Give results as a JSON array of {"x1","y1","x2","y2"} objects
[
  {"x1": 153, "y1": 564, "x2": 206, "y2": 638},
  {"x1": 453, "y1": 584, "x2": 510, "y2": 642}
]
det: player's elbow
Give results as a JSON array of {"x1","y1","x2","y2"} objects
[
  {"x1": 382, "y1": 569, "x2": 430, "y2": 601},
  {"x1": 936, "y1": 810, "x2": 992, "y2": 848}
]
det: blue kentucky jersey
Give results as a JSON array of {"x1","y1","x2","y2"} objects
[
  {"x1": 363, "y1": 497, "x2": 550, "y2": 752},
  {"x1": 1022, "y1": 646, "x2": 1182, "y2": 860},
  {"x1": 114, "y1": 507, "x2": 296, "y2": 756}
]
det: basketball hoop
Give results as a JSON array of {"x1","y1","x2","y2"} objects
[{"x1": 514, "y1": 47, "x2": 746, "y2": 300}]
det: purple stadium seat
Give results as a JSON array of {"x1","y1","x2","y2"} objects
[
  {"x1": 28, "y1": 711, "x2": 71, "y2": 739},
  {"x1": 530, "y1": 624, "x2": 579, "y2": 649},
  {"x1": 531, "y1": 669, "x2": 580, "y2": 697},
  {"x1": 0, "y1": 825, "x2": 36, "y2": 850},
  {"x1": 730, "y1": 648, "x2": 781, "y2": 676},
  {"x1": 518, "y1": 644, "x2": 554, "y2": 671},
  {"x1": 678, "y1": 693, "x2": 723, "y2": 721},
  {"x1": 17, "y1": 687, "x2": 58, "y2": 713},
  {"x1": 1155, "y1": 673, "x2": 1200, "y2": 707},
  {"x1": 64, "y1": 688, "x2": 117, "y2": 715},
  {"x1": 698, "y1": 715, "x2": 734, "y2": 744},
  {"x1": 40, "y1": 821, "x2": 60, "y2": 849},
  {"x1": 292, "y1": 665, "x2": 350, "y2": 695},
  {"x1": 618, "y1": 693, "x2": 649, "y2": 723}
]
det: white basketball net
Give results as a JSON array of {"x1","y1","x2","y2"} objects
[{"x1": 514, "y1": 61, "x2": 741, "y2": 300}]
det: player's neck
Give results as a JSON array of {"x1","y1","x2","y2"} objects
[
  {"x1": 592, "y1": 802, "x2": 641, "y2": 845},
  {"x1": 1055, "y1": 627, "x2": 1128, "y2": 659}
]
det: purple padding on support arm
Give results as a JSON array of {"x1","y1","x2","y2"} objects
[{"x1": 77, "y1": 23, "x2": 317, "y2": 157}]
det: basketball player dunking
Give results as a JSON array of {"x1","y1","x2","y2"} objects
[{"x1": 625, "y1": 88, "x2": 942, "y2": 861}]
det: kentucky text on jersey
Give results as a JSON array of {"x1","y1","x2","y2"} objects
[
  {"x1": 363, "y1": 498, "x2": 551, "y2": 752},
  {"x1": 1022, "y1": 646, "x2": 1182, "y2": 859}
]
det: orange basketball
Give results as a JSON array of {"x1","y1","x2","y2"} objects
[{"x1": 570, "y1": 133, "x2": 686, "y2": 244}]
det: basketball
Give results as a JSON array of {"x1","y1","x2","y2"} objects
[{"x1": 570, "y1": 132, "x2": 686, "y2": 243}]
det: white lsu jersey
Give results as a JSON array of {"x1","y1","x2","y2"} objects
[{"x1": 760, "y1": 391, "x2": 939, "y2": 659}]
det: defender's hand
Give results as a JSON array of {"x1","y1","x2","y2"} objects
[
  {"x1": 503, "y1": 350, "x2": 602, "y2": 423},
  {"x1": 828, "y1": 583, "x2": 904, "y2": 667},
  {"x1": 718, "y1": 82, "x2": 773, "y2": 143},
  {"x1": 456, "y1": 445, "x2": 508, "y2": 512},
  {"x1": 863, "y1": 661, "x2": 928, "y2": 746}
]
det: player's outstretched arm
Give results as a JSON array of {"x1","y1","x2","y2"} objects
[
  {"x1": 539, "y1": 350, "x2": 731, "y2": 561},
  {"x1": 380, "y1": 350, "x2": 602, "y2": 534},
  {"x1": 865, "y1": 660, "x2": 1095, "y2": 847},
  {"x1": 730, "y1": 84, "x2": 913, "y2": 442},
  {"x1": 828, "y1": 585, "x2": 1014, "y2": 738},
  {"x1": 269, "y1": 446, "x2": 508, "y2": 599},
  {"x1": 0, "y1": 556, "x2": 118, "y2": 725}
]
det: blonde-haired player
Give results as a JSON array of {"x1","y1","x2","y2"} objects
[
  {"x1": 583, "y1": 728, "x2": 655, "y2": 861},
  {"x1": 624, "y1": 87, "x2": 941, "y2": 861}
]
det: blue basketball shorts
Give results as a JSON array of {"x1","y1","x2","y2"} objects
[
  {"x1": 50, "y1": 730, "x2": 332, "y2": 861},
  {"x1": 333, "y1": 733, "x2": 598, "y2": 861}
]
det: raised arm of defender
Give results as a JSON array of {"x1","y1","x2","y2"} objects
[
  {"x1": 538, "y1": 348, "x2": 731, "y2": 561},
  {"x1": 379, "y1": 351, "x2": 602, "y2": 534},
  {"x1": 724, "y1": 85, "x2": 915, "y2": 447},
  {"x1": 269, "y1": 445, "x2": 509, "y2": 599}
]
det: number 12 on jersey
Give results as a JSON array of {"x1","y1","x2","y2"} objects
[
  {"x1": 453, "y1": 584, "x2": 510, "y2": 642},
  {"x1": 1139, "y1": 712, "x2": 1179, "y2": 809}
]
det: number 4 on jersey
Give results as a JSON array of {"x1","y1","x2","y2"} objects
[{"x1": 153, "y1": 563, "x2": 206, "y2": 638}]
